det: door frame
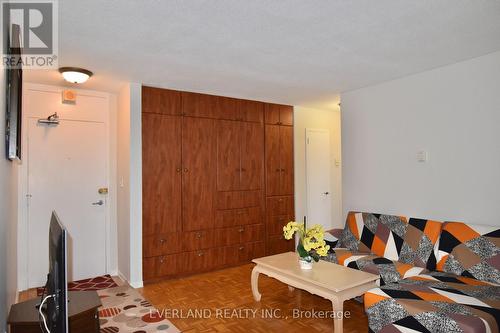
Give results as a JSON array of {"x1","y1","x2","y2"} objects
[
  {"x1": 18, "y1": 83, "x2": 116, "y2": 290},
  {"x1": 305, "y1": 128, "x2": 332, "y2": 227}
]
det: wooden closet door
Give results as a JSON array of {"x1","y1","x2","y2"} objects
[
  {"x1": 216, "y1": 120, "x2": 241, "y2": 191},
  {"x1": 142, "y1": 86, "x2": 181, "y2": 115},
  {"x1": 239, "y1": 100, "x2": 264, "y2": 123},
  {"x1": 265, "y1": 125, "x2": 281, "y2": 195},
  {"x1": 182, "y1": 117, "x2": 217, "y2": 231},
  {"x1": 142, "y1": 114, "x2": 182, "y2": 235},
  {"x1": 264, "y1": 104, "x2": 281, "y2": 125},
  {"x1": 240, "y1": 122, "x2": 264, "y2": 190},
  {"x1": 280, "y1": 106, "x2": 293, "y2": 126},
  {"x1": 280, "y1": 126, "x2": 294, "y2": 195}
]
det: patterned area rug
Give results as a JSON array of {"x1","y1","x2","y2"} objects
[
  {"x1": 98, "y1": 285, "x2": 179, "y2": 333},
  {"x1": 37, "y1": 274, "x2": 118, "y2": 295}
]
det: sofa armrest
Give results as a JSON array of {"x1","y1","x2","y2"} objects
[{"x1": 325, "y1": 228, "x2": 343, "y2": 239}]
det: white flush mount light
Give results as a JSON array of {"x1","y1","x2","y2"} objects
[{"x1": 59, "y1": 67, "x2": 93, "y2": 84}]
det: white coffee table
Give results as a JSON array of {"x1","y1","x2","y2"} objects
[{"x1": 251, "y1": 252, "x2": 379, "y2": 333}]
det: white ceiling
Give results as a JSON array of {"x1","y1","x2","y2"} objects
[{"x1": 25, "y1": 0, "x2": 500, "y2": 108}]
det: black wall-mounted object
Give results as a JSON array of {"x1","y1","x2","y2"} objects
[{"x1": 5, "y1": 23, "x2": 23, "y2": 161}]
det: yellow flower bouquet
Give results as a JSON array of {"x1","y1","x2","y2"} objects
[{"x1": 283, "y1": 220, "x2": 330, "y2": 268}]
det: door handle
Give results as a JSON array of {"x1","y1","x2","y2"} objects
[
  {"x1": 323, "y1": 192, "x2": 330, "y2": 195},
  {"x1": 92, "y1": 200, "x2": 104, "y2": 206}
]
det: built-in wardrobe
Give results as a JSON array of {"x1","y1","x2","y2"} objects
[{"x1": 141, "y1": 86, "x2": 295, "y2": 282}]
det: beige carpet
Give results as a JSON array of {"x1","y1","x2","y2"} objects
[{"x1": 98, "y1": 285, "x2": 180, "y2": 333}]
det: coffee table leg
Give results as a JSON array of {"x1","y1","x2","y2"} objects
[
  {"x1": 331, "y1": 298, "x2": 343, "y2": 333},
  {"x1": 251, "y1": 266, "x2": 262, "y2": 301}
]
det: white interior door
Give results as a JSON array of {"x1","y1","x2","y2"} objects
[
  {"x1": 306, "y1": 129, "x2": 332, "y2": 230},
  {"x1": 26, "y1": 91, "x2": 108, "y2": 288}
]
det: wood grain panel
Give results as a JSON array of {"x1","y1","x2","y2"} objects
[
  {"x1": 143, "y1": 233, "x2": 182, "y2": 257},
  {"x1": 239, "y1": 100, "x2": 264, "y2": 123},
  {"x1": 267, "y1": 215, "x2": 294, "y2": 236},
  {"x1": 280, "y1": 126, "x2": 294, "y2": 195},
  {"x1": 183, "y1": 230, "x2": 216, "y2": 251},
  {"x1": 216, "y1": 120, "x2": 241, "y2": 191},
  {"x1": 142, "y1": 86, "x2": 181, "y2": 115},
  {"x1": 215, "y1": 209, "x2": 236, "y2": 228},
  {"x1": 181, "y1": 92, "x2": 216, "y2": 118},
  {"x1": 240, "y1": 122, "x2": 264, "y2": 190},
  {"x1": 182, "y1": 117, "x2": 216, "y2": 231},
  {"x1": 279, "y1": 105, "x2": 294, "y2": 126},
  {"x1": 142, "y1": 114, "x2": 182, "y2": 236},
  {"x1": 215, "y1": 190, "x2": 262, "y2": 209},
  {"x1": 216, "y1": 96, "x2": 239, "y2": 120},
  {"x1": 266, "y1": 196, "x2": 294, "y2": 216},
  {"x1": 267, "y1": 235, "x2": 295, "y2": 255},
  {"x1": 239, "y1": 224, "x2": 265, "y2": 243},
  {"x1": 265, "y1": 125, "x2": 281, "y2": 195},
  {"x1": 264, "y1": 103, "x2": 281, "y2": 125}
]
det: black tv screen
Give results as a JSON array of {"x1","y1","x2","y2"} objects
[
  {"x1": 5, "y1": 23, "x2": 22, "y2": 160},
  {"x1": 46, "y1": 211, "x2": 69, "y2": 333}
]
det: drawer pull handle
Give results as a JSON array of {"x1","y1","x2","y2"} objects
[
  {"x1": 160, "y1": 257, "x2": 165, "y2": 264},
  {"x1": 176, "y1": 168, "x2": 181, "y2": 173},
  {"x1": 196, "y1": 232, "x2": 202, "y2": 239},
  {"x1": 159, "y1": 239, "x2": 166, "y2": 244},
  {"x1": 236, "y1": 211, "x2": 244, "y2": 215},
  {"x1": 278, "y1": 199, "x2": 283, "y2": 202},
  {"x1": 197, "y1": 252, "x2": 204, "y2": 257},
  {"x1": 238, "y1": 228, "x2": 245, "y2": 233},
  {"x1": 239, "y1": 246, "x2": 245, "y2": 251}
]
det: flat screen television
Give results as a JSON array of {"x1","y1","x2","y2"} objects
[
  {"x1": 5, "y1": 23, "x2": 22, "y2": 160},
  {"x1": 40, "y1": 211, "x2": 69, "y2": 333}
]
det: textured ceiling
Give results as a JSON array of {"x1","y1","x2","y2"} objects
[{"x1": 24, "y1": 0, "x2": 500, "y2": 108}]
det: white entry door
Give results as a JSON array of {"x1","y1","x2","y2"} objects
[
  {"x1": 26, "y1": 89, "x2": 108, "y2": 288},
  {"x1": 306, "y1": 129, "x2": 332, "y2": 229}
]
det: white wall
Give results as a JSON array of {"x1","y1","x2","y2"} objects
[
  {"x1": 1, "y1": 62, "x2": 19, "y2": 333},
  {"x1": 294, "y1": 106, "x2": 343, "y2": 229},
  {"x1": 341, "y1": 51, "x2": 500, "y2": 226},
  {"x1": 117, "y1": 83, "x2": 142, "y2": 288}
]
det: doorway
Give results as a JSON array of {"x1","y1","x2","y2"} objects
[
  {"x1": 23, "y1": 85, "x2": 111, "y2": 288},
  {"x1": 305, "y1": 128, "x2": 332, "y2": 229}
]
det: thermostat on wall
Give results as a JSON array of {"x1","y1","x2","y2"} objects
[{"x1": 417, "y1": 150, "x2": 428, "y2": 162}]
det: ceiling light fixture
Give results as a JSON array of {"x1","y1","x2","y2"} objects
[{"x1": 59, "y1": 67, "x2": 93, "y2": 84}]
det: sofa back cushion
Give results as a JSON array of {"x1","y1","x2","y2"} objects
[
  {"x1": 340, "y1": 212, "x2": 442, "y2": 269},
  {"x1": 436, "y1": 222, "x2": 500, "y2": 284}
]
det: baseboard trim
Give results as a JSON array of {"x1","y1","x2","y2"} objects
[{"x1": 129, "y1": 280, "x2": 144, "y2": 288}]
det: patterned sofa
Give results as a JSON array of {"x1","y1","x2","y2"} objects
[{"x1": 325, "y1": 212, "x2": 500, "y2": 333}]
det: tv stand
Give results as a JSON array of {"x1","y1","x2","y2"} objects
[{"x1": 8, "y1": 290, "x2": 101, "y2": 333}]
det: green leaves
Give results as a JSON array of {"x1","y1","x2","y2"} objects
[{"x1": 296, "y1": 243, "x2": 309, "y2": 258}]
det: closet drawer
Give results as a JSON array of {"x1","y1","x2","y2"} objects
[
  {"x1": 215, "y1": 206, "x2": 262, "y2": 227},
  {"x1": 183, "y1": 230, "x2": 216, "y2": 251},
  {"x1": 267, "y1": 215, "x2": 294, "y2": 236},
  {"x1": 237, "y1": 241, "x2": 266, "y2": 262},
  {"x1": 267, "y1": 235, "x2": 295, "y2": 256},
  {"x1": 143, "y1": 254, "x2": 183, "y2": 280},
  {"x1": 183, "y1": 248, "x2": 218, "y2": 273},
  {"x1": 266, "y1": 196, "x2": 294, "y2": 216},
  {"x1": 238, "y1": 224, "x2": 264, "y2": 243},
  {"x1": 143, "y1": 233, "x2": 182, "y2": 257},
  {"x1": 217, "y1": 224, "x2": 264, "y2": 246},
  {"x1": 215, "y1": 190, "x2": 262, "y2": 209}
]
